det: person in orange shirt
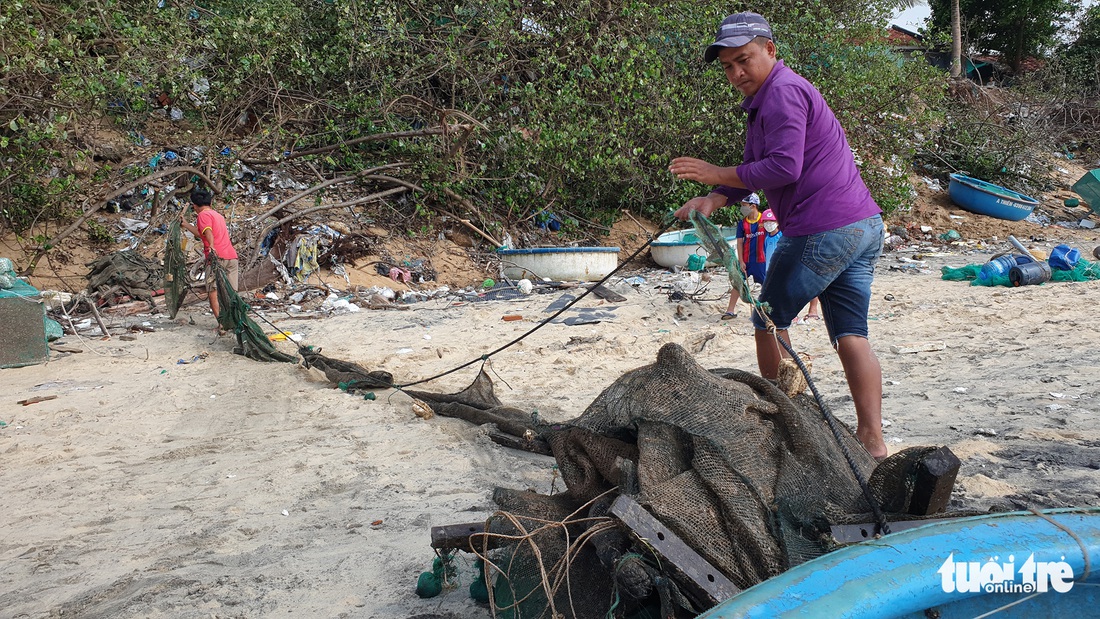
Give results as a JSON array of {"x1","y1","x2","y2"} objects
[{"x1": 180, "y1": 188, "x2": 239, "y2": 318}]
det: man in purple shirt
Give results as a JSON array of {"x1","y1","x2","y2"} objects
[{"x1": 669, "y1": 12, "x2": 887, "y2": 461}]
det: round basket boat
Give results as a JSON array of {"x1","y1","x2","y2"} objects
[
  {"x1": 948, "y1": 174, "x2": 1039, "y2": 221},
  {"x1": 650, "y1": 228, "x2": 739, "y2": 268},
  {"x1": 498, "y1": 247, "x2": 620, "y2": 282}
]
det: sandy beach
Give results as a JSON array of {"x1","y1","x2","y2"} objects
[{"x1": 3, "y1": 214, "x2": 1100, "y2": 617}]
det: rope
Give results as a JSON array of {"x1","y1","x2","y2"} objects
[
  {"x1": 694, "y1": 208, "x2": 891, "y2": 536},
  {"x1": 772, "y1": 332, "x2": 890, "y2": 536},
  {"x1": 1028, "y1": 507, "x2": 1092, "y2": 584},
  {"x1": 393, "y1": 219, "x2": 677, "y2": 389}
]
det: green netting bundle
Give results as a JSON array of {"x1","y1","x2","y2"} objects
[
  {"x1": 942, "y1": 258, "x2": 1100, "y2": 287},
  {"x1": 212, "y1": 257, "x2": 298, "y2": 363},
  {"x1": 164, "y1": 220, "x2": 187, "y2": 319},
  {"x1": 689, "y1": 211, "x2": 771, "y2": 315},
  {"x1": 1051, "y1": 258, "x2": 1100, "y2": 281}
]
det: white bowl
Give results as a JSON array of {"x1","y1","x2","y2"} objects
[
  {"x1": 649, "y1": 228, "x2": 739, "y2": 268},
  {"x1": 498, "y1": 247, "x2": 620, "y2": 282}
]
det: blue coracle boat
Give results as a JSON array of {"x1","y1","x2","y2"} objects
[
  {"x1": 948, "y1": 174, "x2": 1039, "y2": 221},
  {"x1": 700, "y1": 507, "x2": 1100, "y2": 618}
]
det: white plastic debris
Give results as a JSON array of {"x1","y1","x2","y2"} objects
[{"x1": 517, "y1": 279, "x2": 534, "y2": 295}]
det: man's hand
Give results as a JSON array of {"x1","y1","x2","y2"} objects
[
  {"x1": 674, "y1": 194, "x2": 726, "y2": 221},
  {"x1": 669, "y1": 157, "x2": 726, "y2": 185}
]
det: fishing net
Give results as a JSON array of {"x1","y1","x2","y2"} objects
[
  {"x1": 163, "y1": 220, "x2": 187, "y2": 318},
  {"x1": 690, "y1": 211, "x2": 769, "y2": 316},
  {"x1": 300, "y1": 346, "x2": 393, "y2": 392},
  {"x1": 410, "y1": 343, "x2": 934, "y2": 617},
  {"x1": 941, "y1": 258, "x2": 1100, "y2": 286},
  {"x1": 85, "y1": 250, "x2": 164, "y2": 304},
  {"x1": 211, "y1": 255, "x2": 298, "y2": 363}
]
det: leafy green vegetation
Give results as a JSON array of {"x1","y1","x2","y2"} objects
[{"x1": 0, "y1": 0, "x2": 996, "y2": 240}]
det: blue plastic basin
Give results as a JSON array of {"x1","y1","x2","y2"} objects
[{"x1": 948, "y1": 174, "x2": 1038, "y2": 221}]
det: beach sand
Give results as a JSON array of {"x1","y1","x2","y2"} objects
[{"x1": 3, "y1": 222, "x2": 1100, "y2": 617}]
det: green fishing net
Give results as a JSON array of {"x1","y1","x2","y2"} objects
[
  {"x1": 164, "y1": 220, "x2": 187, "y2": 319},
  {"x1": 688, "y1": 211, "x2": 770, "y2": 315},
  {"x1": 211, "y1": 256, "x2": 298, "y2": 363}
]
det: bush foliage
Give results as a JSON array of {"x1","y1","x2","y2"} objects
[{"x1": 1, "y1": 0, "x2": 944, "y2": 236}]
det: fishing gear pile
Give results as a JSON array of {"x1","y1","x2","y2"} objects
[{"x1": 412, "y1": 343, "x2": 946, "y2": 618}]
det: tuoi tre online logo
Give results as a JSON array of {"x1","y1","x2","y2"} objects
[{"x1": 938, "y1": 553, "x2": 1075, "y2": 594}]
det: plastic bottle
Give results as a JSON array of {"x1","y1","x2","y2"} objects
[{"x1": 977, "y1": 254, "x2": 1020, "y2": 281}]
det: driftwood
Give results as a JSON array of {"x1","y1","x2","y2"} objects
[
  {"x1": 22, "y1": 166, "x2": 221, "y2": 276},
  {"x1": 459, "y1": 219, "x2": 502, "y2": 248}
]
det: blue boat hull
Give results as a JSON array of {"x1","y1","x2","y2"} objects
[
  {"x1": 948, "y1": 174, "x2": 1038, "y2": 221},
  {"x1": 701, "y1": 507, "x2": 1100, "y2": 619}
]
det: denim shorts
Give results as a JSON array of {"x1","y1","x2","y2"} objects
[{"x1": 751, "y1": 215, "x2": 883, "y2": 343}]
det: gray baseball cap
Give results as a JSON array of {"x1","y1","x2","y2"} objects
[{"x1": 704, "y1": 12, "x2": 773, "y2": 63}]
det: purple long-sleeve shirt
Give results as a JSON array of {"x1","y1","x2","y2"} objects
[{"x1": 713, "y1": 61, "x2": 881, "y2": 237}]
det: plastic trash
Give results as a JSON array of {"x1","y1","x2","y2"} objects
[
  {"x1": 977, "y1": 254, "x2": 1020, "y2": 281},
  {"x1": 1048, "y1": 244, "x2": 1081, "y2": 270}
]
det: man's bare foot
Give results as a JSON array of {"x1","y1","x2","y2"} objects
[{"x1": 857, "y1": 428, "x2": 888, "y2": 462}]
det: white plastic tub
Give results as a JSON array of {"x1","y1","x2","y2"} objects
[
  {"x1": 649, "y1": 228, "x2": 739, "y2": 268},
  {"x1": 499, "y1": 247, "x2": 620, "y2": 282}
]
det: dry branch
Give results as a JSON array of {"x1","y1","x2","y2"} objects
[{"x1": 22, "y1": 166, "x2": 221, "y2": 276}]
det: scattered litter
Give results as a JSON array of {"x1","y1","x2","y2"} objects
[
  {"x1": 411, "y1": 398, "x2": 434, "y2": 420},
  {"x1": 953, "y1": 387, "x2": 968, "y2": 393},
  {"x1": 396, "y1": 348, "x2": 413, "y2": 354},
  {"x1": 281, "y1": 509, "x2": 289, "y2": 517},
  {"x1": 974, "y1": 428, "x2": 998, "y2": 437},
  {"x1": 1025, "y1": 212, "x2": 1051, "y2": 225},
  {"x1": 177, "y1": 353, "x2": 209, "y2": 365},
  {"x1": 1049, "y1": 392, "x2": 1065, "y2": 399},
  {"x1": 502, "y1": 315, "x2": 523, "y2": 321}
]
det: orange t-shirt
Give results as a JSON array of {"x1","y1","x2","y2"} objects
[{"x1": 196, "y1": 208, "x2": 238, "y2": 259}]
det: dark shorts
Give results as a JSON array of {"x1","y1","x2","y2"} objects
[
  {"x1": 745, "y1": 262, "x2": 768, "y2": 284},
  {"x1": 752, "y1": 215, "x2": 883, "y2": 343}
]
